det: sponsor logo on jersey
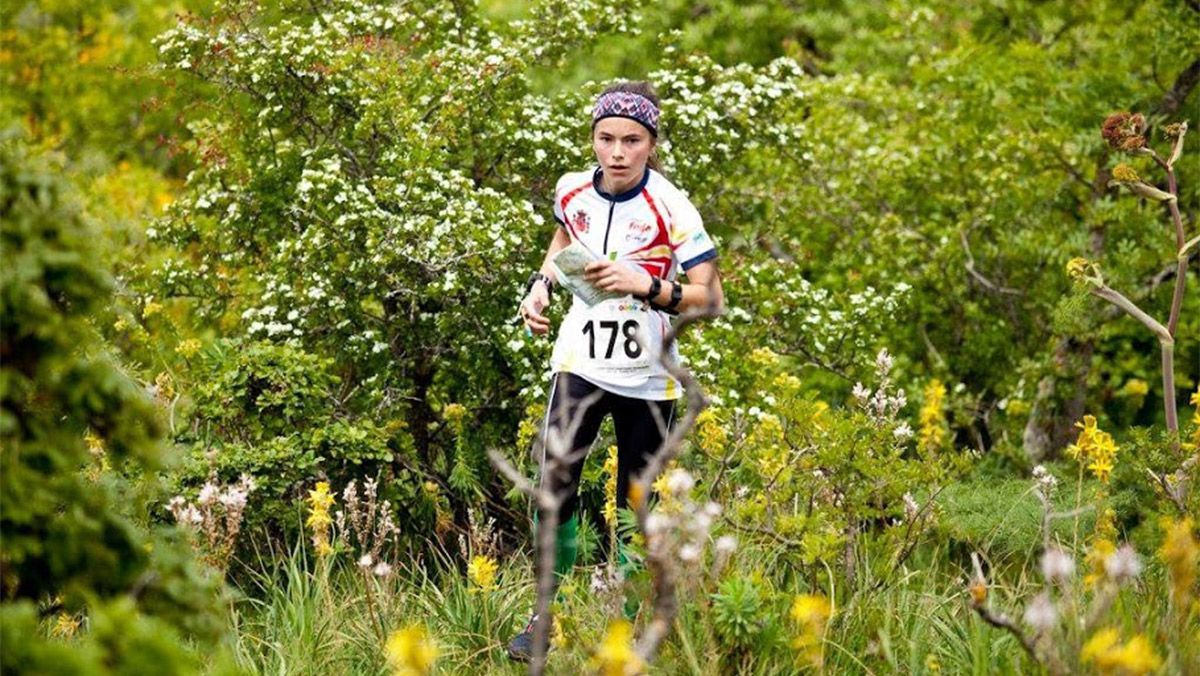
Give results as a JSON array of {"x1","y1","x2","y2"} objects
[
  {"x1": 626, "y1": 219, "x2": 655, "y2": 245},
  {"x1": 572, "y1": 210, "x2": 590, "y2": 233}
]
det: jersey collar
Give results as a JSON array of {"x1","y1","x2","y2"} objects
[{"x1": 592, "y1": 166, "x2": 650, "y2": 203}]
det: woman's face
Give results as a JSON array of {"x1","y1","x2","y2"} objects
[{"x1": 592, "y1": 116, "x2": 655, "y2": 190}]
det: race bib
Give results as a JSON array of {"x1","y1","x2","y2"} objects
[{"x1": 555, "y1": 298, "x2": 658, "y2": 383}]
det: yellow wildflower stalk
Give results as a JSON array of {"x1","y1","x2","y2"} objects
[
  {"x1": 385, "y1": 624, "x2": 439, "y2": 676},
  {"x1": 590, "y1": 619, "x2": 644, "y2": 676},
  {"x1": 1065, "y1": 415, "x2": 1118, "y2": 483},
  {"x1": 918, "y1": 379, "x2": 947, "y2": 454},
  {"x1": 1081, "y1": 628, "x2": 1161, "y2": 675},
  {"x1": 790, "y1": 594, "x2": 832, "y2": 668},
  {"x1": 1159, "y1": 517, "x2": 1198, "y2": 612},
  {"x1": 603, "y1": 445, "x2": 619, "y2": 528},
  {"x1": 306, "y1": 482, "x2": 335, "y2": 557},
  {"x1": 467, "y1": 554, "x2": 498, "y2": 592}
]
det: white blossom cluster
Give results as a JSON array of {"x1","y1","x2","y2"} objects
[
  {"x1": 1024, "y1": 543, "x2": 1143, "y2": 634},
  {"x1": 650, "y1": 55, "x2": 807, "y2": 183},
  {"x1": 643, "y1": 469, "x2": 734, "y2": 576},
  {"x1": 851, "y1": 348, "x2": 909, "y2": 434}
]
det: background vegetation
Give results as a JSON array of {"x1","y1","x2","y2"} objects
[{"x1": 1, "y1": 0, "x2": 1197, "y2": 673}]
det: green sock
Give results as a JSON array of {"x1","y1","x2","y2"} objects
[
  {"x1": 532, "y1": 512, "x2": 579, "y2": 583},
  {"x1": 554, "y1": 514, "x2": 579, "y2": 581},
  {"x1": 616, "y1": 538, "x2": 642, "y2": 620}
]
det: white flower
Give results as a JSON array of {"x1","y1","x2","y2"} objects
[
  {"x1": 903, "y1": 492, "x2": 920, "y2": 521},
  {"x1": 893, "y1": 422, "x2": 914, "y2": 441},
  {"x1": 874, "y1": 348, "x2": 893, "y2": 374},
  {"x1": 590, "y1": 564, "x2": 619, "y2": 594},
  {"x1": 1032, "y1": 465, "x2": 1058, "y2": 491},
  {"x1": 645, "y1": 513, "x2": 671, "y2": 536},
  {"x1": 1104, "y1": 544, "x2": 1143, "y2": 583},
  {"x1": 198, "y1": 482, "x2": 219, "y2": 506},
  {"x1": 373, "y1": 561, "x2": 393, "y2": 578},
  {"x1": 358, "y1": 554, "x2": 374, "y2": 569},
  {"x1": 183, "y1": 505, "x2": 203, "y2": 525},
  {"x1": 678, "y1": 543, "x2": 701, "y2": 563},
  {"x1": 1022, "y1": 592, "x2": 1057, "y2": 632},
  {"x1": 851, "y1": 382, "x2": 871, "y2": 401},
  {"x1": 1040, "y1": 547, "x2": 1075, "y2": 582},
  {"x1": 665, "y1": 469, "x2": 695, "y2": 497},
  {"x1": 715, "y1": 535, "x2": 737, "y2": 554},
  {"x1": 219, "y1": 488, "x2": 248, "y2": 511}
]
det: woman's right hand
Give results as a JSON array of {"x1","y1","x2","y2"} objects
[{"x1": 520, "y1": 284, "x2": 552, "y2": 335}]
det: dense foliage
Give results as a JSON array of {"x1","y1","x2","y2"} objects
[
  {"x1": 2, "y1": 0, "x2": 1198, "y2": 673},
  {"x1": 0, "y1": 139, "x2": 230, "y2": 673}
]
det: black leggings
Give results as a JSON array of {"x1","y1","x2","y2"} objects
[{"x1": 537, "y1": 372, "x2": 675, "y2": 522}]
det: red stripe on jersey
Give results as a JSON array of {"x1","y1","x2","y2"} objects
[
  {"x1": 558, "y1": 180, "x2": 593, "y2": 238},
  {"x1": 639, "y1": 188, "x2": 672, "y2": 274}
]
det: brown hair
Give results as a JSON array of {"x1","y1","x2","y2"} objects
[{"x1": 595, "y1": 80, "x2": 663, "y2": 173}]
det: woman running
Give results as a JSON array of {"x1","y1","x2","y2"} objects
[{"x1": 508, "y1": 81, "x2": 724, "y2": 661}]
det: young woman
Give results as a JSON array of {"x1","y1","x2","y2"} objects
[{"x1": 508, "y1": 81, "x2": 724, "y2": 661}]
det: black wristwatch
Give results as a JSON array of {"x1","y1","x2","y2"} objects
[
  {"x1": 666, "y1": 280, "x2": 683, "y2": 310},
  {"x1": 639, "y1": 276, "x2": 663, "y2": 303},
  {"x1": 525, "y1": 272, "x2": 554, "y2": 296}
]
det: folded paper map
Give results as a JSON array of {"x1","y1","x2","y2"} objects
[{"x1": 551, "y1": 241, "x2": 624, "y2": 307}]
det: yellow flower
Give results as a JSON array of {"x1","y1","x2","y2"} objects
[
  {"x1": 1159, "y1": 517, "x2": 1198, "y2": 609},
  {"x1": 551, "y1": 615, "x2": 567, "y2": 650},
  {"x1": 51, "y1": 613, "x2": 81, "y2": 638},
  {"x1": 1084, "y1": 538, "x2": 1116, "y2": 588},
  {"x1": 1066, "y1": 415, "x2": 1118, "y2": 483},
  {"x1": 1081, "y1": 628, "x2": 1119, "y2": 663},
  {"x1": 651, "y1": 461, "x2": 680, "y2": 512},
  {"x1": 1067, "y1": 258, "x2": 1102, "y2": 285},
  {"x1": 603, "y1": 445, "x2": 619, "y2": 527},
  {"x1": 84, "y1": 430, "x2": 104, "y2": 456},
  {"x1": 442, "y1": 403, "x2": 467, "y2": 425},
  {"x1": 1111, "y1": 163, "x2": 1140, "y2": 183},
  {"x1": 924, "y1": 653, "x2": 942, "y2": 673},
  {"x1": 1081, "y1": 628, "x2": 1161, "y2": 675},
  {"x1": 467, "y1": 555, "x2": 498, "y2": 592},
  {"x1": 385, "y1": 624, "x2": 439, "y2": 676},
  {"x1": 589, "y1": 620, "x2": 644, "y2": 676},
  {"x1": 749, "y1": 346, "x2": 779, "y2": 368},
  {"x1": 790, "y1": 594, "x2": 832, "y2": 667},
  {"x1": 1118, "y1": 378, "x2": 1149, "y2": 398},
  {"x1": 694, "y1": 408, "x2": 728, "y2": 456},
  {"x1": 154, "y1": 371, "x2": 175, "y2": 402},
  {"x1": 176, "y1": 338, "x2": 201, "y2": 358},
  {"x1": 790, "y1": 594, "x2": 831, "y2": 626},
  {"x1": 306, "y1": 482, "x2": 336, "y2": 557},
  {"x1": 1187, "y1": 387, "x2": 1200, "y2": 452},
  {"x1": 516, "y1": 402, "x2": 543, "y2": 452},
  {"x1": 1005, "y1": 399, "x2": 1030, "y2": 417},
  {"x1": 772, "y1": 372, "x2": 803, "y2": 398},
  {"x1": 918, "y1": 379, "x2": 947, "y2": 454},
  {"x1": 142, "y1": 301, "x2": 164, "y2": 319}
]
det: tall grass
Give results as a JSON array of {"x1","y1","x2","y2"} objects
[{"x1": 223, "y1": 529, "x2": 1194, "y2": 675}]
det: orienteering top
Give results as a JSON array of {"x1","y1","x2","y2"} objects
[{"x1": 549, "y1": 166, "x2": 718, "y2": 401}]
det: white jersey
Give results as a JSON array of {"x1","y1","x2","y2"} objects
[{"x1": 549, "y1": 167, "x2": 718, "y2": 400}]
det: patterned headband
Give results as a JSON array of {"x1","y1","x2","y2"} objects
[{"x1": 592, "y1": 91, "x2": 660, "y2": 136}]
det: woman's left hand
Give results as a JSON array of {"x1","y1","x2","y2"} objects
[{"x1": 583, "y1": 260, "x2": 652, "y2": 297}]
